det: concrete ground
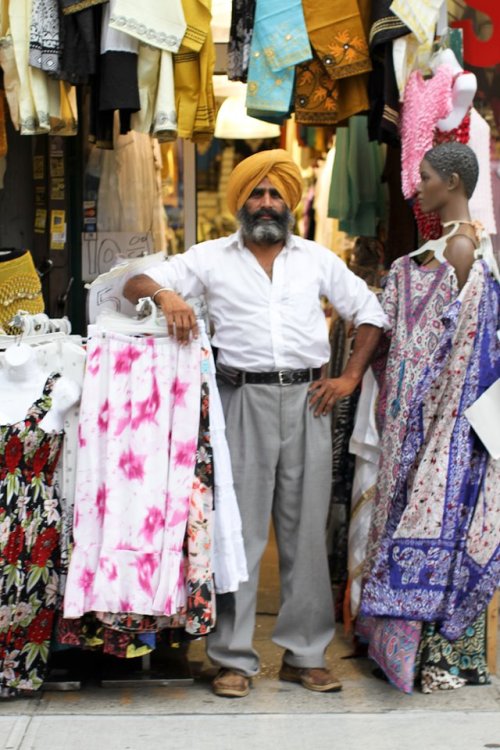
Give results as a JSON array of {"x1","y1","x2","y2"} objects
[{"x1": 1, "y1": 534, "x2": 500, "y2": 750}]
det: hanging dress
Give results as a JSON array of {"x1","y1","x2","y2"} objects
[
  {"x1": 360, "y1": 227, "x2": 500, "y2": 693},
  {"x1": 362, "y1": 253, "x2": 457, "y2": 599},
  {"x1": 63, "y1": 332, "x2": 201, "y2": 619},
  {"x1": 0, "y1": 375, "x2": 64, "y2": 696},
  {"x1": 59, "y1": 344, "x2": 216, "y2": 651}
]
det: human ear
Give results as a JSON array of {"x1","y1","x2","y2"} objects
[{"x1": 447, "y1": 172, "x2": 461, "y2": 192}]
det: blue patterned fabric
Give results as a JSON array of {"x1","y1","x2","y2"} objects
[
  {"x1": 245, "y1": 0, "x2": 311, "y2": 114},
  {"x1": 361, "y1": 261, "x2": 500, "y2": 641}
]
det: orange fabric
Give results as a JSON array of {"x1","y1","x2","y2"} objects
[
  {"x1": 294, "y1": 53, "x2": 369, "y2": 125},
  {"x1": 302, "y1": 0, "x2": 371, "y2": 81},
  {"x1": 294, "y1": 0, "x2": 370, "y2": 125},
  {"x1": 226, "y1": 148, "x2": 303, "y2": 216}
]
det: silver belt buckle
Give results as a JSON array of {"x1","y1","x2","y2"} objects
[{"x1": 278, "y1": 369, "x2": 293, "y2": 386}]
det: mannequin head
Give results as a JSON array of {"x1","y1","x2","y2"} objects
[{"x1": 417, "y1": 142, "x2": 479, "y2": 215}]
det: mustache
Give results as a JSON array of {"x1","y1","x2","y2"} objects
[{"x1": 250, "y1": 207, "x2": 285, "y2": 222}]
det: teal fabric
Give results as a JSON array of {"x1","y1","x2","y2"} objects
[
  {"x1": 328, "y1": 115, "x2": 387, "y2": 237},
  {"x1": 252, "y1": 0, "x2": 312, "y2": 72},
  {"x1": 246, "y1": 59, "x2": 295, "y2": 113},
  {"x1": 246, "y1": 108, "x2": 291, "y2": 124},
  {"x1": 245, "y1": 0, "x2": 311, "y2": 114}
]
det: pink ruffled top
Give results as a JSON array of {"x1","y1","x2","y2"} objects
[{"x1": 401, "y1": 65, "x2": 454, "y2": 199}]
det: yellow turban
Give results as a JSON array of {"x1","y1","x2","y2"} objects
[{"x1": 226, "y1": 149, "x2": 303, "y2": 216}]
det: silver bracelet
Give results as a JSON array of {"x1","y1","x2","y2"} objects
[{"x1": 151, "y1": 287, "x2": 175, "y2": 304}]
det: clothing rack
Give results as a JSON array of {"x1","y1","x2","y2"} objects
[{"x1": 0, "y1": 312, "x2": 72, "y2": 349}]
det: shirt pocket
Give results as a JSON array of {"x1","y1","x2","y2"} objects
[{"x1": 284, "y1": 277, "x2": 321, "y2": 309}]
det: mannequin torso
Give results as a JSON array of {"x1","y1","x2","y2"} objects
[
  {"x1": 0, "y1": 343, "x2": 81, "y2": 431},
  {"x1": 430, "y1": 49, "x2": 477, "y2": 132}
]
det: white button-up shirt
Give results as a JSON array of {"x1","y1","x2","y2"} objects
[{"x1": 145, "y1": 231, "x2": 388, "y2": 371}]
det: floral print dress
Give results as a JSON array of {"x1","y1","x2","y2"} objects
[{"x1": 0, "y1": 375, "x2": 64, "y2": 696}]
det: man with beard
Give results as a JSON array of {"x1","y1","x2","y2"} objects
[{"x1": 123, "y1": 149, "x2": 387, "y2": 698}]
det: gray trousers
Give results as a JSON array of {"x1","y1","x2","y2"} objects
[{"x1": 206, "y1": 381, "x2": 335, "y2": 676}]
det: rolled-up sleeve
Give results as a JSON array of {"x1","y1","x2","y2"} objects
[
  {"x1": 320, "y1": 248, "x2": 389, "y2": 329},
  {"x1": 144, "y1": 247, "x2": 206, "y2": 299}
]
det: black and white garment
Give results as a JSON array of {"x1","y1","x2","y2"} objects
[
  {"x1": 227, "y1": 0, "x2": 256, "y2": 83},
  {"x1": 29, "y1": 0, "x2": 62, "y2": 75}
]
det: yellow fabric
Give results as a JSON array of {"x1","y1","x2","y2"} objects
[
  {"x1": 0, "y1": 251, "x2": 44, "y2": 332},
  {"x1": 61, "y1": 0, "x2": 107, "y2": 13},
  {"x1": 192, "y1": 26, "x2": 215, "y2": 142},
  {"x1": 51, "y1": 81, "x2": 78, "y2": 135},
  {"x1": 226, "y1": 148, "x2": 303, "y2": 216},
  {"x1": 125, "y1": 642, "x2": 154, "y2": 658},
  {"x1": 174, "y1": 48, "x2": 200, "y2": 139},
  {"x1": 174, "y1": 20, "x2": 215, "y2": 142},
  {"x1": 180, "y1": 0, "x2": 211, "y2": 53},
  {"x1": 390, "y1": 0, "x2": 442, "y2": 45},
  {"x1": 302, "y1": 0, "x2": 371, "y2": 81}
]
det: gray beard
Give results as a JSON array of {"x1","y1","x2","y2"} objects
[{"x1": 238, "y1": 205, "x2": 294, "y2": 245}]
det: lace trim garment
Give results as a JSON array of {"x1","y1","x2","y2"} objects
[
  {"x1": 109, "y1": 0, "x2": 187, "y2": 53},
  {"x1": 29, "y1": 0, "x2": 62, "y2": 75}
]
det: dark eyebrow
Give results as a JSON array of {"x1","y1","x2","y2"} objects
[{"x1": 249, "y1": 187, "x2": 283, "y2": 199}]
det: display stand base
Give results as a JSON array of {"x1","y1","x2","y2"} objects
[
  {"x1": 43, "y1": 669, "x2": 82, "y2": 691},
  {"x1": 43, "y1": 640, "x2": 195, "y2": 690},
  {"x1": 100, "y1": 647, "x2": 194, "y2": 688}
]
